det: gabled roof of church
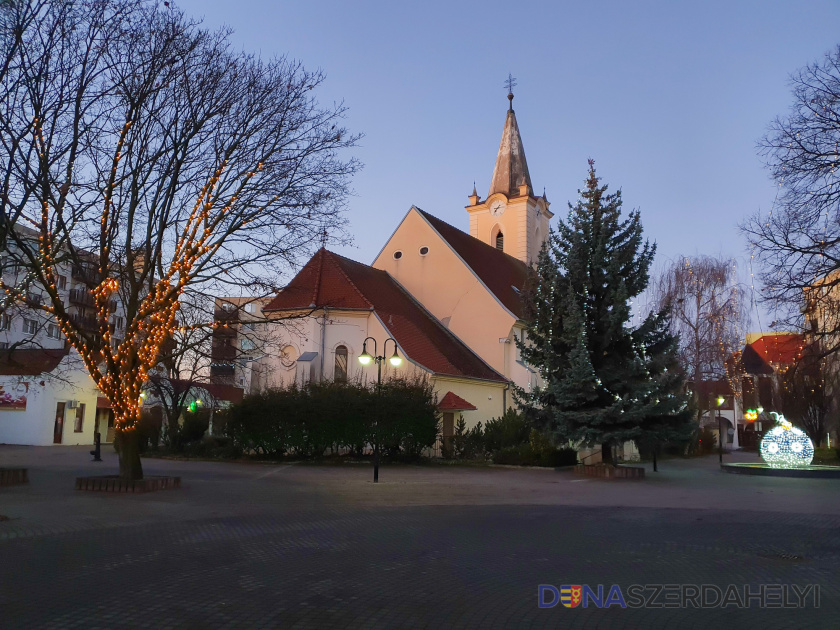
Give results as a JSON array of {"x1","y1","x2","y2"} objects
[
  {"x1": 264, "y1": 249, "x2": 506, "y2": 383},
  {"x1": 416, "y1": 209, "x2": 530, "y2": 319},
  {"x1": 488, "y1": 107, "x2": 532, "y2": 198}
]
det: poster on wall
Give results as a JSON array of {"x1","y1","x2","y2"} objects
[{"x1": 0, "y1": 382, "x2": 29, "y2": 411}]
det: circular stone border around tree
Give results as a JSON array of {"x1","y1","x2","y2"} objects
[{"x1": 75, "y1": 475, "x2": 180, "y2": 493}]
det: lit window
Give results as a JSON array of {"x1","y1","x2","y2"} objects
[{"x1": 334, "y1": 345, "x2": 348, "y2": 383}]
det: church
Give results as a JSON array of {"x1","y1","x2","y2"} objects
[{"x1": 258, "y1": 93, "x2": 552, "y2": 433}]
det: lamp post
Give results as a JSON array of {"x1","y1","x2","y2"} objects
[
  {"x1": 717, "y1": 395, "x2": 725, "y2": 464},
  {"x1": 358, "y1": 336, "x2": 402, "y2": 482}
]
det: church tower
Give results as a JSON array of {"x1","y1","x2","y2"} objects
[{"x1": 466, "y1": 89, "x2": 552, "y2": 265}]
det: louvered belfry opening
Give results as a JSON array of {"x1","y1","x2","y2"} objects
[{"x1": 495, "y1": 231, "x2": 504, "y2": 251}]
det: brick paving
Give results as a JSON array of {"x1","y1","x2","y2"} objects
[{"x1": 0, "y1": 446, "x2": 837, "y2": 629}]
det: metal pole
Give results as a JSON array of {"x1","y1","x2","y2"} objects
[
  {"x1": 374, "y1": 356, "x2": 381, "y2": 483},
  {"x1": 718, "y1": 408, "x2": 723, "y2": 464}
]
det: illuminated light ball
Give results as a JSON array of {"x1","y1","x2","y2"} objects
[{"x1": 759, "y1": 413, "x2": 814, "y2": 468}]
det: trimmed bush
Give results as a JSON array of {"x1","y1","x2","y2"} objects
[
  {"x1": 483, "y1": 408, "x2": 530, "y2": 452},
  {"x1": 491, "y1": 443, "x2": 577, "y2": 467},
  {"x1": 225, "y1": 378, "x2": 438, "y2": 459}
]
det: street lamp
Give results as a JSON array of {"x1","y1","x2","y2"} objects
[
  {"x1": 717, "y1": 395, "x2": 725, "y2": 464},
  {"x1": 358, "y1": 336, "x2": 401, "y2": 482}
]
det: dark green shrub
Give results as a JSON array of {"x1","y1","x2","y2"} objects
[
  {"x1": 696, "y1": 427, "x2": 717, "y2": 455},
  {"x1": 136, "y1": 408, "x2": 163, "y2": 453},
  {"x1": 183, "y1": 435, "x2": 243, "y2": 459},
  {"x1": 225, "y1": 377, "x2": 438, "y2": 459},
  {"x1": 484, "y1": 408, "x2": 530, "y2": 452},
  {"x1": 181, "y1": 409, "x2": 211, "y2": 444},
  {"x1": 491, "y1": 441, "x2": 577, "y2": 467}
]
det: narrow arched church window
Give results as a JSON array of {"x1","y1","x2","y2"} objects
[
  {"x1": 495, "y1": 231, "x2": 504, "y2": 251},
  {"x1": 334, "y1": 345, "x2": 348, "y2": 383}
]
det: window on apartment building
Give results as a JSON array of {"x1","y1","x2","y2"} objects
[
  {"x1": 334, "y1": 345, "x2": 348, "y2": 383},
  {"x1": 73, "y1": 403, "x2": 85, "y2": 432},
  {"x1": 0, "y1": 314, "x2": 11, "y2": 331},
  {"x1": 23, "y1": 318, "x2": 38, "y2": 335},
  {"x1": 0, "y1": 342, "x2": 8, "y2": 350},
  {"x1": 47, "y1": 323, "x2": 61, "y2": 339},
  {"x1": 241, "y1": 338, "x2": 255, "y2": 351},
  {"x1": 112, "y1": 316, "x2": 124, "y2": 330},
  {"x1": 57, "y1": 275, "x2": 67, "y2": 290}
]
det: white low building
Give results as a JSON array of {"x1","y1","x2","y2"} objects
[{"x1": 0, "y1": 348, "x2": 107, "y2": 446}]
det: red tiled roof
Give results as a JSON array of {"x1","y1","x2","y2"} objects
[
  {"x1": 438, "y1": 391, "x2": 477, "y2": 411},
  {"x1": 0, "y1": 348, "x2": 69, "y2": 376},
  {"x1": 264, "y1": 249, "x2": 506, "y2": 383},
  {"x1": 416, "y1": 209, "x2": 530, "y2": 319},
  {"x1": 748, "y1": 334, "x2": 805, "y2": 367},
  {"x1": 264, "y1": 249, "x2": 371, "y2": 312}
]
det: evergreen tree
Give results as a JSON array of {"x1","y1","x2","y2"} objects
[{"x1": 518, "y1": 161, "x2": 692, "y2": 463}]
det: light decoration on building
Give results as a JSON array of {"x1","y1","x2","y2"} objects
[
  {"x1": 744, "y1": 409, "x2": 758, "y2": 422},
  {"x1": 759, "y1": 412, "x2": 814, "y2": 468}
]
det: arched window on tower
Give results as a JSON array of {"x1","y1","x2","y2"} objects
[
  {"x1": 495, "y1": 231, "x2": 504, "y2": 251},
  {"x1": 334, "y1": 345, "x2": 348, "y2": 383}
]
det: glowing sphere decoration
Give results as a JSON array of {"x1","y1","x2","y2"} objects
[{"x1": 759, "y1": 413, "x2": 814, "y2": 468}]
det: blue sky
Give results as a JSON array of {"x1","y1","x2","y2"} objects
[{"x1": 177, "y1": 0, "x2": 840, "y2": 293}]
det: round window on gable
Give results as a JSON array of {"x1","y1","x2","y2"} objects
[
  {"x1": 419, "y1": 246, "x2": 429, "y2": 256},
  {"x1": 393, "y1": 250, "x2": 403, "y2": 260}
]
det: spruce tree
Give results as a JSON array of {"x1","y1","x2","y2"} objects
[{"x1": 518, "y1": 161, "x2": 692, "y2": 464}]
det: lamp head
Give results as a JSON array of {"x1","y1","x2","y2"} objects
[
  {"x1": 358, "y1": 352, "x2": 372, "y2": 366},
  {"x1": 717, "y1": 396, "x2": 725, "y2": 407},
  {"x1": 389, "y1": 348, "x2": 402, "y2": 367}
]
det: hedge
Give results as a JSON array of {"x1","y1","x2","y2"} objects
[{"x1": 225, "y1": 378, "x2": 439, "y2": 458}]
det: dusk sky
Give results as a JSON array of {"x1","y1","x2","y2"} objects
[{"x1": 178, "y1": 0, "x2": 840, "y2": 317}]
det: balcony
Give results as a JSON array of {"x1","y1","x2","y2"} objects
[
  {"x1": 70, "y1": 313, "x2": 99, "y2": 333},
  {"x1": 211, "y1": 343, "x2": 237, "y2": 362},
  {"x1": 69, "y1": 288, "x2": 96, "y2": 307},
  {"x1": 210, "y1": 363, "x2": 235, "y2": 376},
  {"x1": 71, "y1": 265, "x2": 99, "y2": 285}
]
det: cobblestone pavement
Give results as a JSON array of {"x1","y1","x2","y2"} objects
[{"x1": 0, "y1": 446, "x2": 837, "y2": 629}]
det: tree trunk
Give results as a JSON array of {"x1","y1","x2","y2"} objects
[
  {"x1": 601, "y1": 443, "x2": 613, "y2": 465},
  {"x1": 115, "y1": 428, "x2": 144, "y2": 480}
]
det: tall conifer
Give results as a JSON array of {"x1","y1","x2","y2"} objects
[{"x1": 518, "y1": 161, "x2": 691, "y2": 463}]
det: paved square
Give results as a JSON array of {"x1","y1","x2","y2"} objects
[{"x1": 0, "y1": 447, "x2": 837, "y2": 628}]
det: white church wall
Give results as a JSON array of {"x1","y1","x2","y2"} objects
[
  {"x1": 432, "y1": 376, "x2": 507, "y2": 429},
  {"x1": 259, "y1": 310, "x2": 432, "y2": 390}
]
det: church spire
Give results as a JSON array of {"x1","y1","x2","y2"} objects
[{"x1": 488, "y1": 84, "x2": 532, "y2": 198}]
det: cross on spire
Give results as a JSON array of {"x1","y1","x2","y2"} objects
[{"x1": 505, "y1": 73, "x2": 517, "y2": 110}]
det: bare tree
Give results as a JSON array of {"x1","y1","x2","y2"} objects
[
  {"x1": 0, "y1": 1, "x2": 359, "y2": 479},
  {"x1": 780, "y1": 351, "x2": 833, "y2": 446},
  {"x1": 744, "y1": 45, "x2": 840, "y2": 351},
  {"x1": 653, "y1": 255, "x2": 747, "y2": 421}
]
